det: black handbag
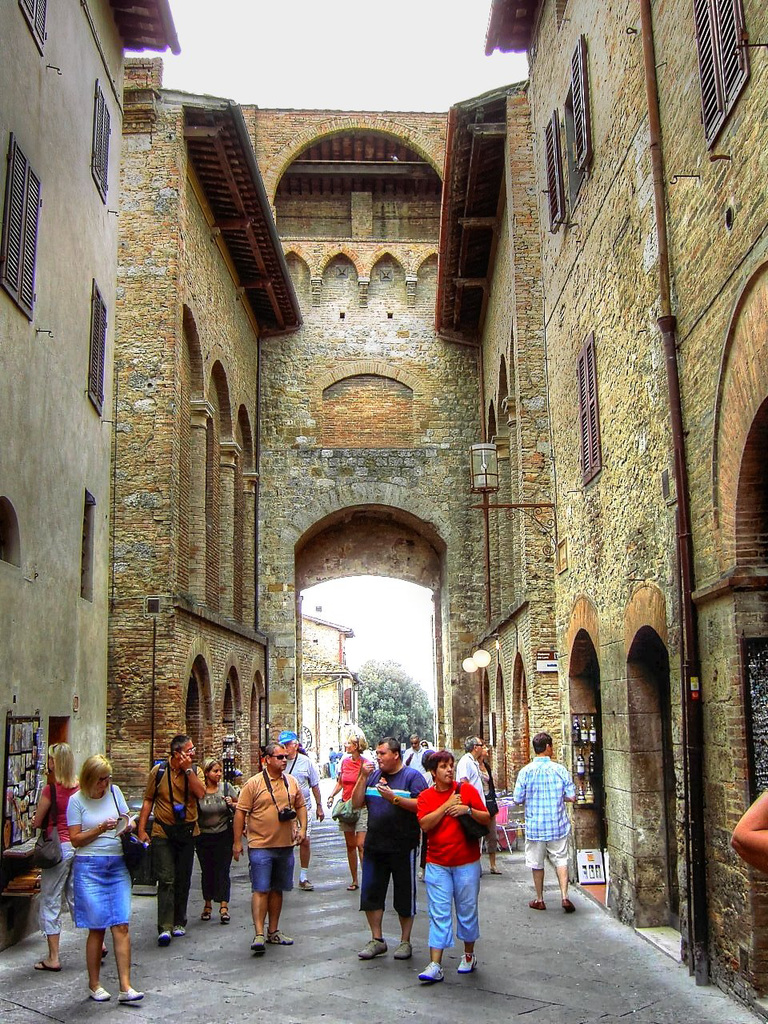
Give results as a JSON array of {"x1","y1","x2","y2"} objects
[
  {"x1": 33, "y1": 783, "x2": 63, "y2": 869},
  {"x1": 111, "y1": 786, "x2": 149, "y2": 878},
  {"x1": 458, "y1": 810, "x2": 490, "y2": 840},
  {"x1": 485, "y1": 763, "x2": 499, "y2": 817}
]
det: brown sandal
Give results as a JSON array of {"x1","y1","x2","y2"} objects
[
  {"x1": 529, "y1": 898, "x2": 546, "y2": 910},
  {"x1": 347, "y1": 883, "x2": 359, "y2": 890},
  {"x1": 201, "y1": 906, "x2": 212, "y2": 921}
]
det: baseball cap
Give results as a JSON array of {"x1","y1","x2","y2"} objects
[{"x1": 278, "y1": 730, "x2": 298, "y2": 744}]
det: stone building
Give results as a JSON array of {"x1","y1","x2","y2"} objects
[
  {"x1": 247, "y1": 108, "x2": 490, "y2": 749},
  {"x1": 486, "y1": 0, "x2": 768, "y2": 1003},
  {"x1": 0, "y1": 1, "x2": 178, "y2": 947},
  {"x1": 436, "y1": 84, "x2": 559, "y2": 791},
  {"x1": 107, "y1": 61, "x2": 300, "y2": 791},
  {"x1": 300, "y1": 611, "x2": 358, "y2": 763}
]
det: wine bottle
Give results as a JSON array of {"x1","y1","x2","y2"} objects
[
  {"x1": 588, "y1": 751, "x2": 595, "y2": 776},
  {"x1": 580, "y1": 716, "x2": 589, "y2": 744},
  {"x1": 572, "y1": 715, "x2": 580, "y2": 744},
  {"x1": 576, "y1": 753, "x2": 585, "y2": 777},
  {"x1": 577, "y1": 785, "x2": 586, "y2": 803},
  {"x1": 589, "y1": 717, "x2": 597, "y2": 744}
]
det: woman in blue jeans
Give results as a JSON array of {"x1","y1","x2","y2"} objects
[{"x1": 415, "y1": 749, "x2": 490, "y2": 984}]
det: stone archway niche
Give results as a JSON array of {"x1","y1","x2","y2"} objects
[{"x1": 294, "y1": 504, "x2": 451, "y2": 742}]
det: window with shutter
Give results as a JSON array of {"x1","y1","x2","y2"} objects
[
  {"x1": 91, "y1": 82, "x2": 111, "y2": 201},
  {"x1": 1, "y1": 135, "x2": 41, "y2": 320},
  {"x1": 18, "y1": 0, "x2": 47, "y2": 51},
  {"x1": 571, "y1": 35, "x2": 593, "y2": 171},
  {"x1": 577, "y1": 333, "x2": 601, "y2": 484},
  {"x1": 88, "y1": 281, "x2": 107, "y2": 414},
  {"x1": 693, "y1": 0, "x2": 749, "y2": 145},
  {"x1": 544, "y1": 112, "x2": 566, "y2": 233}
]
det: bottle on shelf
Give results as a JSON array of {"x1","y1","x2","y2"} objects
[
  {"x1": 580, "y1": 716, "x2": 589, "y2": 744},
  {"x1": 588, "y1": 751, "x2": 595, "y2": 776},
  {"x1": 585, "y1": 781, "x2": 594, "y2": 804},
  {"x1": 577, "y1": 785, "x2": 586, "y2": 804},
  {"x1": 572, "y1": 715, "x2": 580, "y2": 744},
  {"x1": 589, "y1": 716, "x2": 597, "y2": 744},
  {"x1": 576, "y1": 753, "x2": 585, "y2": 777}
]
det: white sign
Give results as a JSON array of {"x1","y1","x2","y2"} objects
[{"x1": 536, "y1": 650, "x2": 558, "y2": 672}]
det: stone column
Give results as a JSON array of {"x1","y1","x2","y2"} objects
[
  {"x1": 242, "y1": 472, "x2": 258, "y2": 628},
  {"x1": 218, "y1": 440, "x2": 241, "y2": 620},
  {"x1": 188, "y1": 399, "x2": 213, "y2": 601}
]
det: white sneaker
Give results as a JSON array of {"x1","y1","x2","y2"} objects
[
  {"x1": 457, "y1": 952, "x2": 477, "y2": 974},
  {"x1": 418, "y1": 961, "x2": 444, "y2": 984},
  {"x1": 118, "y1": 988, "x2": 144, "y2": 1003},
  {"x1": 89, "y1": 986, "x2": 111, "y2": 1001}
]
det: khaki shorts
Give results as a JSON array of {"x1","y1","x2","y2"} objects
[
  {"x1": 337, "y1": 805, "x2": 368, "y2": 834},
  {"x1": 524, "y1": 835, "x2": 569, "y2": 869}
]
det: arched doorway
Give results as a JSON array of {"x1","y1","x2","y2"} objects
[
  {"x1": 511, "y1": 653, "x2": 530, "y2": 779},
  {"x1": 186, "y1": 654, "x2": 211, "y2": 760},
  {"x1": 250, "y1": 673, "x2": 265, "y2": 775},
  {"x1": 627, "y1": 626, "x2": 678, "y2": 929},
  {"x1": 494, "y1": 662, "x2": 508, "y2": 791}
]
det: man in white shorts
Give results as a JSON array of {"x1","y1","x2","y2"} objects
[
  {"x1": 280, "y1": 731, "x2": 324, "y2": 890},
  {"x1": 513, "y1": 731, "x2": 576, "y2": 912}
]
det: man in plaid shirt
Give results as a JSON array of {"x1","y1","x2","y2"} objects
[{"x1": 513, "y1": 732, "x2": 576, "y2": 912}]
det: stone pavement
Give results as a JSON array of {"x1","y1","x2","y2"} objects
[{"x1": 0, "y1": 810, "x2": 760, "y2": 1024}]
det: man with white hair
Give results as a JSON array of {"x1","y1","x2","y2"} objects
[{"x1": 279, "y1": 730, "x2": 324, "y2": 891}]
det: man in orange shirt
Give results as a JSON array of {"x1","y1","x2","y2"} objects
[{"x1": 233, "y1": 742, "x2": 307, "y2": 955}]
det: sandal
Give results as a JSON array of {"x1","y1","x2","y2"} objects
[
  {"x1": 200, "y1": 906, "x2": 212, "y2": 921},
  {"x1": 220, "y1": 906, "x2": 230, "y2": 924},
  {"x1": 529, "y1": 898, "x2": 547, "y2": 910},
  {"x1": 346, "y1": 883, "x2": 359, "y2": 890}
]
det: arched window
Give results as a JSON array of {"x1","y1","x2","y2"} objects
[{"x1": 0, "y1": 497, "x2": 21, "y2": 566}]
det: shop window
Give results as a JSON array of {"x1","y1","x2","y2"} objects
[
  {"x1": 1, "y1": 134, "x2": 41, "y2": 320},
  {"x1": 694, "y1": 0, "x2": 749, "y2": 145}
]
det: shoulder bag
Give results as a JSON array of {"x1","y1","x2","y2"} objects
[
  {"x1": 111, "y1": 786, "x2": 149, "y2": 878},
  {"x1": 33, "y1": 784, "x2": 63, "y2": 869},
  {"x1": 331, "y1": 798, "x2": 360, "y2": 826},
  {"x1": 456, "y1": 784, "x2": 489, "y2": 840}
]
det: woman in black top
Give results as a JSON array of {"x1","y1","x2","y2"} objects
[{"x1": 196, "y1": 758, "x2": 237, "y2": 923}]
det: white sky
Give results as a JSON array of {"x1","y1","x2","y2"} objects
[
  {"x1": 301, "y1": 577, "x2": 435, "y2": 703},
  {"x1": 155, "y1": 1, "x2": 528, "y2": 111}
]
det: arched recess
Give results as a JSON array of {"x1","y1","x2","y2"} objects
[
  {"x1": 285, "y1": 252, "x2": 311, "y2": 297},
  {"x1": 713, "y1": 260, "x2": 768, "y2": 565},
  {"x1": 735, "y1": 396, "x2": 768, "y2": 567},
  {"x1": 295, "y1": 504, "x2": 452, "y2": 743},
  {"x1": 186, "y1": 654, "x2": 213, "y2": 761},
  {"x1": 179, "y1": 308, "x2": 205, "y2": 594},
  {"x1": 568, "y1": 623, "x2": 605, "y2": 865},
  {"x1": 0, "y1": 497, "x2": 21, "y2": 566},
  {"x1": 321, "y1": 374, "x2": 413, "y2": 449},
  {"x1": 250, "y1": 672, "x2": 265, "y2": 775},
  {"x1": 493, "y1": 662, "x2": 508, "y2": 791},
  {"x1": 321, "y1": 254, "x2": 359, "y2": 310},
  {"x1": 510, "y1": 652, "x2": 529, "y2": 778},
  {"x1": 368, "y1": 253, "x2": 407, "y2": 308},
  {"x1": 626, "y1": 626, "x2": 678, "y2": 929},
  {"x1": 487, "y1": 401, "x2": 497, "y2": 443}
]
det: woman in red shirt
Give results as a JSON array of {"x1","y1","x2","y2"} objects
[
  {"x1": 416, "y1": 749, "x2": 490, "y2": 984},
  {"x1": 32, "y1": 743, "x2": 79, "y2": 972},
  {"x1": 326, "y1": 731, "x2": 369, "y2": 890}
]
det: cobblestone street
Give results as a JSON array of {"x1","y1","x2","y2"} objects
[{"x1": 0, "y1": 795, "x2": 761, "y2": 1024}]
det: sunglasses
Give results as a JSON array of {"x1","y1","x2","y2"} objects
[{"x1": 272, "y1": 754, "x2": 288, "y2": 760}]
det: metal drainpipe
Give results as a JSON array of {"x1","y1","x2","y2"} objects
[{"x1": 640, "y1": 0, "x2": 709, "y2": 984}]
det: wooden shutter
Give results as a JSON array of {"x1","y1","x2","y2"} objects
[
  {"x1": 18, "y1": 0, "x2": 46, "y2": 49},
  {"x1": 544, "y1": 112, "x2": 566, "y2": 232},
  {"x1": 91, "y1": 82, "x2": 110, "y2": 200},
  {"x1": 1, "y1": 135, "x2": 41, "y2": 319},
  {"x1": 577, "y1": 333, "x2": 601, "y2": 484},
  {"x1": 88, "y1": 281, "x2": 107, "y2": 413},
  {"x1": 571, "y1": 35, "x2": 592, "y2": 170},
  {"x1": 694, "y1": 0, "x2": 749, "y2": 145}
]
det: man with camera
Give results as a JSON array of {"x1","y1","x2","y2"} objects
[
  {"x1": 233, "y1": 741, "x2": 307, "y2": 955},
  {"x1": 137, "y1": 735, "x2": 205, "y2": 947}
]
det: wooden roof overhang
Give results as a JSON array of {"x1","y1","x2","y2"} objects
[
  {"x1": 109, "y1": 0, "x2": 180, "y2": 54},
  {"x1": 183, "y1": 102, "x2": 302, "y2": 337},
  {"x1": 484, "y1": 0, "x2": 540, "y2": 55},
  {"x1": 435, "y1": 89, "x2": 509, "y2": 343}
]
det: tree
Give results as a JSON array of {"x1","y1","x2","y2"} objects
[{"x1": 356, "y1": 660, "x2": 433, "y2": 747}]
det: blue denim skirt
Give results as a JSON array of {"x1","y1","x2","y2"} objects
[{"x1": 73, "y1": 855, "x2": 131, "y2": 929}]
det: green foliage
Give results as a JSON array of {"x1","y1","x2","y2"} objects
[{"x1": 356, "y1": 660, "x2": 433, "y2": 747}]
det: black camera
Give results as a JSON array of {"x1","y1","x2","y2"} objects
[{"x1": 277, "y1": 807, "x2": 297, "y2": 822}]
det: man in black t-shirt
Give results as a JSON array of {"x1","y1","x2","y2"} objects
[{"x1": 351, "y1": 736, "x2": 428, "y2": 962}]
